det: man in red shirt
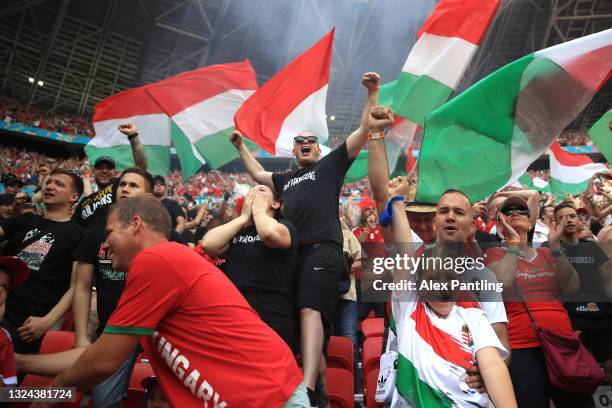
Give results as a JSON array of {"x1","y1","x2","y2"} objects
[{"x1": 49, "y1": 196, "x2": 308, "y2": 407}]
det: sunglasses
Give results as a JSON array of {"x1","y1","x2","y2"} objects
[
  {"x1": 293, "y1": 136, "x2": 318, "y2": 144},
  {"x1": 501, "y1": 206, "x2": 530, "y2": 217}
]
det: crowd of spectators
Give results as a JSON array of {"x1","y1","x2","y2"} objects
[{"x1": 0, "y1": 97, "x2": 94, "y2": 137}]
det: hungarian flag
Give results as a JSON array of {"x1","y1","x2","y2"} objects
[
  {"x1": 588, "y1": 109, "x2": 612, "y2": 162},
  {"x1": 549, "y1": 141, "x2": 607, "y2": 196},
  {"x1": 145, "y1": 61, "x2": 258, "y2": 179},
  {"x1": 516, "y1": 172, "x2": 550, "y2": 192},
  {"x1": 379, "y1": 0, "x2": 501, "y2": 173},
  {"x1": 417, "y1": 28, "x2": 612, "y2": 203},
  {"x1": 86, "y1": 87, "x2": 171, "y2": 175},
  {"x1": 235, "y1": 30, "x2": 334, "y2": 157}
]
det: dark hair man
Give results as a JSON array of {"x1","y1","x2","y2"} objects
[
  {"x1": 542, "y1": 202, "x2": 612, "y2": 384},
  {"x1": 72, "y1": 123, "x2": 148, "y2": 227},
  {"x1": 153, "y1": 175, "x2": 186, "y2": 234},
  {"x1": 0, "y1": 169, "x2": 84, "y2": 354},
  {"x1": 231, "y1": 72, "x2": 390, "y2": 405}
]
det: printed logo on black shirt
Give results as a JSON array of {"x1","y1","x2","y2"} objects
[{"x1": 282, "y1": 170, "x2": 316, "y2": 192}]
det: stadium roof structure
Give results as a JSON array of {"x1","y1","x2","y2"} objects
[{"x1": 0, "y1": 0, "x2": 610, "y2": 141}]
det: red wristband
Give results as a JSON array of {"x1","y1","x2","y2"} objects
[{"x1": 368, "y1": 87, "x2": 379, "y2": 92}]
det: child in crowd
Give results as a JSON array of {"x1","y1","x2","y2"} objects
[{"x1": 0, "y1": 256, "x2": 30, "y2": 387}]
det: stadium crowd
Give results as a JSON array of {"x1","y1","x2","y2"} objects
[{"x1": 0, "y1": 72, "x2": 611, "y2": 408}]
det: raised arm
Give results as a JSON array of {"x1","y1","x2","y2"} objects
[
  {"x1": 346, "y1": 72, "x2": 380, "y2": 159},
  {"x1": 229, "y1": 131, "x2": 274, "y2": 191},
  {"x1": 118, "y1": 123, "x2": 148, "y2": 170}
]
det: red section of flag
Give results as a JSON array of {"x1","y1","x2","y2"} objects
[
  {"x1": 418, "y1": 0, "x2": 501, "y2": 45},
  {"x1": 234, "y1": 30, "x2": 334, "y2": 155},
  {"x1": 145, "y1": 61, "x2": 258, "y2": 116},
  {"x1": 92, "y1": 86, "x2": 164, "y2": 122},
  {"x1": 550, "y1": 141, "x2": 594, "y2": 166},
  {"x1": 411, "y1": 302, "x2": 474, "y2": 370},
  {"x1": 558, "y1": 45, "x2": 612, "y2": 92}
]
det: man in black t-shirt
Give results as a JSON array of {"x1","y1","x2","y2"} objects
[
  {"x1": 231, "y1": 72, "x2": 392, "y2": 405},
  {"x1": 153, "y1": 175, "x2": 186, "y2": 234},
  {"x1": 0, "y1": 169, "x2": 84, "y2": 354},
  {"x1": 72, "y1": 167, "x2": 165, "y2": 407},
  {"x1": 72, "y1": 123, "x2": 148, "y2": 228},
  {"x1": 202, "y1": 185, "x2": 299, "y2": 353},
  {"x1": 543, "y1": 202, "x2": 612, "y2": 383}
]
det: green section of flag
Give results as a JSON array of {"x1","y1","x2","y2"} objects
[
  {"x1": 191, "y1": 127, "x2": 259, "y2": 170},
  {"x1": 344, "y1": 151, "x2": 369, "y2": 183},
  {"x1": 396, "y1": 353, "x2": 454, "y2": 408},
  {"x1": 416, "y1": 54, "x2": 537, "y2": 203},
  {"x1": 588, "y1": 110, "x2": 612, "y2": 163},
  {"x1": 171, "y1": 121, "x2": 204, "y2": 181},
  {"x1": 550, "y1": 178, "x2": 590, "y2": 197},
  {"x1": 84, "y1": 144, "x2": 170, "y2": 175}
]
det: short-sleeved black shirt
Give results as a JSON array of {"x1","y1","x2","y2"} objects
[
  {"x1": 161, "y1": 198, "x2": 185, "y2": 230},
  {"x1": 223, "y1": 219, "x2": 298, "y2": 299},
  {"x1": 1, "y1": 214, "x2": 84, "y2": 325},
  {"x1": 272, "y1": 142, "x2": 354, "y2": 246},
  {"x1": 72, "y1": 182, "x2": 116, "y2": 228},
  {"x1": 72, "y1": 226, "x2": 125, "y2": 336},
  {"x1": 542, "y1": 238, "x2": 609, "y2": 315}
]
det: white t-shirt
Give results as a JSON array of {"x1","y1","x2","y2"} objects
[{"x1": 390, "y1": 287, "x2": 508, "y2": 407}]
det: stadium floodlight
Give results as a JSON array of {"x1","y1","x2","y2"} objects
[
  {"x1": 37, "y1": 80, "x2": 44, "y2": 87},
  {"x1": 28, "y1": 77, "x2": 34, "y2": 83},
  {"x1": 329, "y1": 115, "x2": 336, "y2": 121}
]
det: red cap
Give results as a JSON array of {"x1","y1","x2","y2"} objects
[{"x1": 0, "y1": 256, "x2": 30, "y2": 291}]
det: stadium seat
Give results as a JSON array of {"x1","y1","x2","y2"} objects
[
  {"x1": 361, "y1": 317, "x2": 384, "y2": 339},
  {"x1": 365, "y1": 369, "x2": 384, "y2": 408},
  {"x1": 362, "y1": 336, "x2": 383, "y2": 382},
  {"x1": 327, "y1": 335, "x2": 354, "y2": 373},
  {"x1": 326, "y1": 367, "x2": 354, "y2": 408},
  {"x1": 39, "y1": 330, "x2": 75, "y2": 353},
  {"x1": 17, "y1": 331, "x2": 83, "y2": 407},
  {"x1": 122, "y1": 362, "x2": 154, "y2": 408}
]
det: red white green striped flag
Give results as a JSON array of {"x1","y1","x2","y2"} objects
[
  {"x1": 549, "y1": 141, "x2": 607, "y2": 196},
  {"x1": 145, "y1": 61, "x2": 258, "y2": 179},
  {"x1": 380, "y1": 0, "x2": 501, "y2": 172},
  {"x1": 234, "y1": 30, "x2": 334, "y2": 157},
  {"x1": 417, "y1": 28, "x2": 612, "y2": 203},
  {"x1": 87, "y1": 87, "x2": 172, "y2": 175}
]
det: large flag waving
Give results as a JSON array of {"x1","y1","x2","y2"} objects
[
  {"x1": 235, "y1": 30, "x2": 334, "y2": 156},
  {"x1": 380, "y1": 0, "x2": 501, "y2": 172},
  {"x1": 145, "y1": 61, "x2": 258, "y2": 179},
  {"x1": 549, "y1": 141, "x2": 607, "y2": 196},
  {"x1": 588, "y1": 110, "x2": 612, "y2": 162},
  {"x1": 417, "y1": 28, "x2": 612, "y2": 203},
  {"x1": 86, "y1": 87, "x2": 171, "y2": 175}
]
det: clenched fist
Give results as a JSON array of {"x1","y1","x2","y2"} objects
[
  {"x1": 368, "y1": 106, "x2": 394, "y2": 132},
  {"x1": 118, "y1": 123, "x2": 138, "y2": 137},
  {"x1": 362, "y1": 72, "x2": 381, "y2": 90},
  {"x1": 229, "y1": 130, "x2": 244, "y2": 150}
]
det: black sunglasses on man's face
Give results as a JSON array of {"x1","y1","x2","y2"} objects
[
  {"x1": 501, "y1": 206, "x2": 530, "y2": 217},
  {"x1": 293, "y1": 136, "x2": 318, "y2": 144}
]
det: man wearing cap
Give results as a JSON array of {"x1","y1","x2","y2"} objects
[
  {"x1": 404, "y1": 201, "x2": 436, "y2": 251},
  {"x1": 152, "y1": 175, "x2": 186, "y2": 234},
  {"x1": 0, "y1": 169, "x2": 84, "y2": 354},
  {"x1": 230, "y1": 73, "x2": 392, "y2": 405},
  {"x1": 3, "y1": 176, "x2": 22, "y2": 195},
  {"x1": 72, "y1": 123, "x2": 148, "y2": 228},
  {"x1": 0, "y1": 256, "x2": 30, "y2": 386}
]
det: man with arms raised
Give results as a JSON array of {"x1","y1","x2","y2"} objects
[{"x1": 230, "y1": 72, "x2": 389, "y2": 405}]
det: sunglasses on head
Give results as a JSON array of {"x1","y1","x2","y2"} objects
[
  {"x1": 501, "y1": 206, "x2": 530, "y2": 216},
  {"x1": 293, "y1": 136, "x2": 318, "y2": 144}
]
